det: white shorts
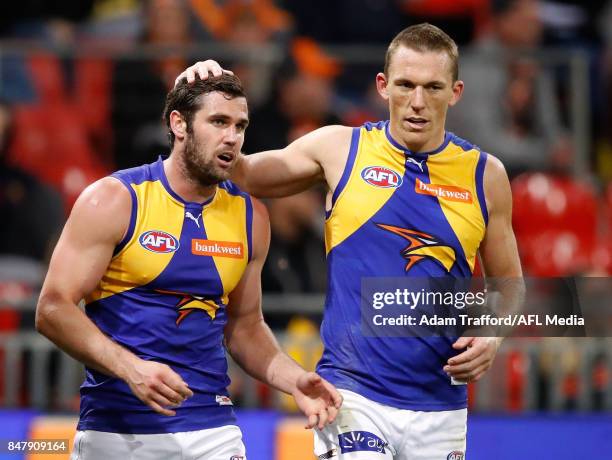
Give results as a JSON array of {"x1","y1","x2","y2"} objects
[
  {"x1": 70, "y1": 425, "x2": 246, "y2": 460},
  {"x1": 314, "y1": 390, "x2": 467, "y2": 460}
]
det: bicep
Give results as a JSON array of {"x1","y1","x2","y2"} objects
[
  {"x1": 40, "y1": 178, "x2": 131, "y2": 304},
  {"x1": 479, "y1": 156, "x2": 522, "y2": 278}
]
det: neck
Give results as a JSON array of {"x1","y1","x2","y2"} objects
[{"x1": 164, "y1": 151, "x2": 217, "y2": 203}]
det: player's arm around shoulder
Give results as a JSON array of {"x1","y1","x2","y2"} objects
[
  {"x1": 234, "y1": 125, "x2": 354, "y2": 198},
  {"x1": 224, "y1": 197, "x2": 342, "y2": 428},
  {"x1": 36, "y1": 177, "x2": 193, "y2": 416}
]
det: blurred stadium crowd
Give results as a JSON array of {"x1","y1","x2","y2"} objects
[{"x1": 0, "y1": 0, "x2": 610, "y2": 415}]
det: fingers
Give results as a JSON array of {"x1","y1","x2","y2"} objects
[
  {"x1": 155, "y1": 381, "x2": 187, "y2": 406},
  {"x1": 452, "y1": 335, "x2": 475, "y2": 350},
  {"x1": 447, "y1": 340, "x2": 486, "y2": 366},
  {"x1": 322, "y1": 380, "x2": 343, "y2": 409},
  {"x1": 175, "y1": 60, "x2": 235, "y2": 86},
  {"x1": 306, "y1": 413, "x2": 318, "y2": 430},
  {"x1": 444, "y1": 352, "x2": 487, "y2": 376},
  {"x1": 148, "y1": 399, "x2": 176, "y2": 417},
  {"x1": 161, "y1": 368, "x2": 194, "y2": 399},
  {"x1": 326, "y1": 405, "x2": 339, "y2": 424},
  {"x1": 447, "y1": 362, "x2": 491, "y2": 382}
]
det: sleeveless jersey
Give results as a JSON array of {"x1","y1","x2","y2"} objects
[
  {"x1": 78, "y1": 156, "x2": 253, "y2": 433},
  {"x1": 317, "y1": 121, "x2": 488, "y2": 410}
]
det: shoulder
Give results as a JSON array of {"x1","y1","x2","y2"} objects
[
  {"x1": 75, "y1": 176, "x2": 132, "y2": 211},
  {"x1": 483, "y1": 154, "x2": 508, "y2": 184},
  {"x1": 292, "y1": 125, "x2": 353, "y2": 152},
  {"x1": 482, "y1": 153, "x2": 512, "y2": 215},
  {"x1": 68, "y1": 176, "x2": 132, "y2": 242}
]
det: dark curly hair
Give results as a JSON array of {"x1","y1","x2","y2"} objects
[{"x1": 162, "y1": 73, "x2": 246, "y2": 147}]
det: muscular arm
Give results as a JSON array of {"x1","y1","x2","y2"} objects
[
  {"x1": 233, "y1": 125, "x2": 352, "y2": 198},
  {"x1": 224, "y1": 198, "x2": 342, "y2": 428},
  {"x1": 479, "y1": 155, "x2": 523, "y2": 280},
  {"x1": 36, "y1": 178, "x2": 192, "y2": 415},
  {"x1": 445, "y1": 155, "x2": 525, "y2": 382}
]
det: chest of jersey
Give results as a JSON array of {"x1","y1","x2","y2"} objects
[{"x1": 326, "y1": 122, "x2": 487, "y2": 276}]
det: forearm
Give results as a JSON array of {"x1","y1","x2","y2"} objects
[
  {"x1": 227, "y1": 319, "x2": 306, "y2": 394},
  {"x1": 36, "y1": 294, "x2": 137, "y2": 380}
]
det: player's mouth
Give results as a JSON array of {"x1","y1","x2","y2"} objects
[
  {"x1": 216, "y1": 152, "x2": 235, "y2": 168},
  {"x1": 405, "y1": 117, "x2": 429, "y2": 131}
]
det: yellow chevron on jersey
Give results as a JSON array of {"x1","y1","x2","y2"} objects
[{"x1": 86, "y1": 172, "x2": 251, "y2": 305}]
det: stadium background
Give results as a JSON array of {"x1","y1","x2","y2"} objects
[{"x1": 0, "y1": 0, "x2": 611, "y2": 458}]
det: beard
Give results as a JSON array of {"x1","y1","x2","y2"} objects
[{"x1": 181, "y1": 131, "x2": 231, "y2": 187}]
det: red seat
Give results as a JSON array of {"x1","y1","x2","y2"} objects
[
  {"x1": 512, "y1": 173, "x2": 598, "y2": 275},
  {"x1": 28, "y1": 54, "x2": 67, "y2": 104},
  {"x1": 8, "y1": 103, "x2": 108, "y2": 211},
  {"x1": 523, "y1": 230, "x2": 591, "y2": 276},
  {"x1": 606, "y1": 183, "x2": 612, "y2": 235},
  {"x1": 73, "y1": 58, "x2": 113, "y2": 160}
]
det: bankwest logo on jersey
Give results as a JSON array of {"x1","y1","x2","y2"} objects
[
  {"x1": 415, "y1": 178, "x2": 472, "y2": 203},
  {"x1": 361, "y1": 166, "x2": 403, "y2": 188},
  {"x1": 192, "y1": 239, "x2": 244, "y2": 259},
  {"x1": 139, "y1": 230, "x2": 179, "y2": 253}
]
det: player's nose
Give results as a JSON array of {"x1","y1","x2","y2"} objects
[
  {"x1": 222, "y1": 126, "x2": 239, "y2": 145},
  {"x1": 411, "y1": 86, "x2": 426, "y2": 110}
]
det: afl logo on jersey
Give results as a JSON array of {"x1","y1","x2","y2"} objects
[
  {"x1": 361, "y1": 166, "x2": 403, "y2": 188},
  {"x1": 447, "y1": 451, "x2": 464, "y2": 460},
  {"x1": 139, "y1": 230, "x2": 180, "y2": 253}
]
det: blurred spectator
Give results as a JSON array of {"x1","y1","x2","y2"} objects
[
  {"x1": 190, "y1": 0, "x2": 294, "y2": 108},
  {"x1": 111, "y1": 0, "x2": 191, "y2": 170},
  {"x1": 81, "y1": 0, "x2": 142, "y2": 47},
  {"x1": 243, "y1": 41, "x2": 341, "y2": 152},
  {"x1": 446, "y1": 0, "x2": 572, "y2": 177},
  {"x1": 189, "y1": 0, "x2": 292, "y2": 43},
  {"x1": 243, "y1": 45, "x2": 340, "y2": 292},
  {"x1": 0, "y1": 101, "x2": 63, "y2": 262}
]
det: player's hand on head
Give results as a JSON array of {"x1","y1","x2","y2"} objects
[
  {"x1": 292, "y1": 372, "x2": 343, "y2": 430},
  {"x1": 444, "y1": 336, "x2": 502, "y2": 383},
  {"x1": 124, "y1": 358, "x2": 194, "y2": 416},
  {"x1": 174, "y1": 60, "x2": 234, "y2": 86}
]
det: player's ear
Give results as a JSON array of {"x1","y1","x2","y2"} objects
[
  {"x1": 449, "y1": 80, "x2": 464, "y2": 107},
  {"x1": 376, "y1": 72, "x2": 390, "y2": 100},
  {"x1": 170, "y1": 110, "x2": 188, "y2": 141}
]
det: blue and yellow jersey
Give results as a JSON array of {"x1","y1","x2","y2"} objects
[
  {"x1": 78, "y1": 156, "x2": 253, "y2": 434},
  {"x1": 317, "y1": 121, "x2": 488, "y2": 410}
]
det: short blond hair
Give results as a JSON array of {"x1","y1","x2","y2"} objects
[{"x1": 384, "y1": 23, "x2": 459, "y2": 81}]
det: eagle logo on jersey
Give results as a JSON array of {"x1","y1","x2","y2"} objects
[
  {"x1": 376, "y1": 224, "x2": 456, "y2": 273},
  {"x1": 155, "y1": 289, "x2": 221, "y2": 325}
]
